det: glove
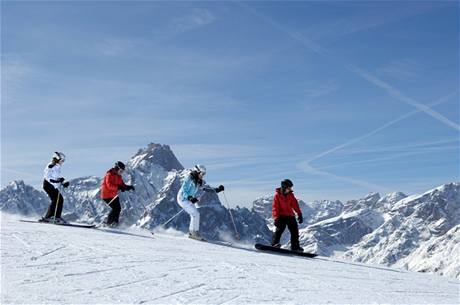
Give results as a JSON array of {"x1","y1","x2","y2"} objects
[
  {"x1": 118, "y1": 185, "x2": 126, "y2": 192},
  {"x1": 126, "y1": 185, "x2": 135, "y2": 191},
  {"x1": 274, "y1": 218, "x2": 280, "y2": 227},
  {"x1": 62, "y1": 181, "x2": 70, "y2": 188},
  {"x1": 58, "y1": 177, "x2": 65, "y2": 183},
  {"x1": 189, "y1": 197, "x2": 199, "y2": 204},
  {"x1": 298, "y1": 214, "x2": 303, "y2": 224},
  {"x1": 214, "y1": 185, "x2": 224, "y2": 193}
]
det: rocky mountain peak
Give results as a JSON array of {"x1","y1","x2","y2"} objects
[{"x1": 131, "y1": 143, "x2": 184, "y2": 172}]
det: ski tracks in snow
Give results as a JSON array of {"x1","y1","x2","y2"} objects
[
  {"x1": 137, "y1": 283, "x2": 207, "y2": 304},
  {"x1": 3, "y1": 214, "x2": 459, "y2": 304}
]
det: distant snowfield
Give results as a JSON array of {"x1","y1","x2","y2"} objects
[{"x1": 1, "y1": 213, "x2": 458, "y2": 304}]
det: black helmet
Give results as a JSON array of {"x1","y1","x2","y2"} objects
[
  {"x1": 114, "y1": 161, "x2": 126, "y2": 170},
  {"x1": 281, "y1": 179, "x2": 293, "y2": 189}
]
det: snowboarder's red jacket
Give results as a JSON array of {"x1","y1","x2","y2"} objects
[
  {"x1": 101, "y1": 168, "x2": 127, "y2": 199},
  {"x1": 272, "y1": 188, "x2": 302, "y2": 219}
]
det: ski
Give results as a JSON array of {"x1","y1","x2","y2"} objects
[
  {"x1": 19, "y1": 219, "x2": 96, "y2": 228},
  {"x1": 94, "y1": 226, "x2": 155, "y2": 239},
  {"x1": 187, "y1": 235, "x2": 233, "y2": 247},
  {"x1": 254, "y1": 243, "x2": 317, "y2": 258}
]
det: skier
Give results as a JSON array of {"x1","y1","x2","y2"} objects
[
  {"x1": 177, "y1": 165, "x2": 224, "y2": 240},
  {"x1": 271, "y1": 179, "x2": 304, "y2": 252},
  {"x1": 41, "y1": 152, "x2": 70, "y2": 223},
  {"x1": 100, "y1": 161, "x2": 135, "y2": 227}
]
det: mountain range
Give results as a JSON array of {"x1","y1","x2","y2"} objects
[
  {"x1": 1, "y1": 143, "x2": 458, "y2": 279},
  {"x1": 252, "y1": 183, "x2": 459, "y2": 279}
]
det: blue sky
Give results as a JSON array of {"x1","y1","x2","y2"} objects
[{"x1": 2, "y1": 1, "x2": 459, "y2": 207}]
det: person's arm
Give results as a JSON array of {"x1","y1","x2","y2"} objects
[
  {"x1": 272, "y1": 193, "x2": 280, "y2": 220},
  {"x1": 291, "y1": 196, "x2": 301, "y2": 216},
  {"x1": 291, "y1": 195, "x2": 303, "y2": 223}
]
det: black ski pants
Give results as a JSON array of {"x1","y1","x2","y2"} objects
[
  {"x1": 43, "y1": 180, "x2": 64, "y2": 218},
  {"x1": 272, "y1": 216, "x2": 300, "y2": 250},
  {"x1": 104, "y1": 197, "x2": 121, "y2": 225}
]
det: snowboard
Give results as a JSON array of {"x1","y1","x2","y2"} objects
[
  {"x1": 254, "y1": 243, "x2": 317, "y2": 258},
  {"x1": 20, "y1": 219, "x2": 96, "y2": 229}
]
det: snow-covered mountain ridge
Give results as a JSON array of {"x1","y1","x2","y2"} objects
[
  {"x1": 2, "y1": 212, "x2": 458, "y2": 304},
  {"x1": 1, "y1": 143, "x2": 458, "y2": 280},
  {"x1": 253, "y1": 182, "x2": 460, "y2": 279}
]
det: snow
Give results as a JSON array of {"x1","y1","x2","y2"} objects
[{"x1": 2, "y1": 213, "x2": 458, "y2": 304}]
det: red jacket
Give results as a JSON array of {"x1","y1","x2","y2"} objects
[
  {"x1": 101, "y1": 169, "x2": 127, "y2": 199},
  {"x1": 272, "y1": 188, "x2": 302, "y2": 219}
]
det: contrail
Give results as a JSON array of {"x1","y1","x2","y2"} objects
[
  {"x1": 307, "y1": 91, "x2": 457, "y2": 163},
  {"x1": 297, "y1": 161, "x2": 392, "y2": 192},
  {"x1": 237, "y1": 2, "x2": 460, "y2": 132},
  {"x1": 348, "y1": 65, "x2": 460, "y2": 131}
]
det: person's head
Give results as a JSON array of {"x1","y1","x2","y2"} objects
[
  {"x1": 52, "y1": 152, "x2": 66, "y2": 165},
  {"x1": 114, "y1": 161, "x2": 126, "y2": 174},
  {"x1": 281, "y1": 179, "x2": 294, "y2": 194},
  {"x1": 194, "y1": 164, "x2": 207, "y2": 179}
]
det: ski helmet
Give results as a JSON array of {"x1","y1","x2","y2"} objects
[
  {"x1": 114, "y1": 161, "x2": 126, "y2": 171},
  {"x1": 53, "y1": 152, "x2": 66, "y2": 163},
  {"x1": 194, "y1": 164, "x2": 207, "y2": 175},
  {"x1": 281, "y1": 179, "x2": 294, "y2": 189}
]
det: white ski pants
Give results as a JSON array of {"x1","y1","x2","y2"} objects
[{"x1": 177, "y1": 193, "x2": 200, "y2": 232}]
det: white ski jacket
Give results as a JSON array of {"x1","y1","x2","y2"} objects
[{"x1": 44, "y1": 163, "x2": 63, "y2": 189}]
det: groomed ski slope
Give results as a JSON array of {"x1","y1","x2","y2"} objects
[{"x1": 1, "y1": 213, "x2": 458, "y2": 304}]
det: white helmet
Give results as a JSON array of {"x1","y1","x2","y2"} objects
[
  {"x1": 53, "y1": 151, "x2": 66, "y2": 163},
  {"x1": 194, "y1": 164, "x2": 206, "y2": 175}
]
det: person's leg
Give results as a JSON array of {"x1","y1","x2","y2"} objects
[
  {"x1": 177, "y1": 198, "x2": 200, "y2": 233},
  {"x1": 43, "y1": 181, "x2": 59, "y2": 219},
  {"x1": 55, "y1": 193, "x2": 64, "y2": 218},
  {"x1": 104, "y1": 197, "x2": 121, "y2": 226},
  {"x1": 272, "y1": 216, "x2": 287, "y2": 246},
  {"x1": 111, "y1": 198, "x2": 121, "y2": 225},
  {"x1": 287, "y1": 216, "x2": 301, "y2": 250}
]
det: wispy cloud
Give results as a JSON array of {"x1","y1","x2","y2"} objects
[
  {"x1": 2, "y1": 55, "x2": 36, "y2": 105},
  {"x1": 304, "y1": 80, "x2": 340, "y2": 98},
  {"x1": 1, "y1": 168, "x2": 38, "y2": 180},
  {"x1": 318, "y1": 145, "x2": 459, "y2": 171},
  {"x1": 338, "y1": 138, "x2": 459, "y2": 156},
  {"x1": 168, "y1": 8, "x2": 217, "y2": 36},
  {"x1": 95, "y1": 39, "x2": 136, "y2": 57},
  {"x1": 296, "y1": 161, "x2": 392, "y2": 192},
  {"x1": 376, "y1": 59, "x2": 421, "y2": 81}
]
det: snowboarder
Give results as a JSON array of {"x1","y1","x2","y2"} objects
[
  {"x1": 41, "y1": 152, "x2": 70, "y2": 223},
  {"x1": 100, "y1": 161, "x2": 135, "y2": 227},
  {"x1": 271, "y1": 179, "x2": 304, "y2": 252},
  {"x1": 177, "y1": 165, "x2": 224, "y2": 240}
]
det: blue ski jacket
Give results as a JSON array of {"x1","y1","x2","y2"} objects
[{"x1": 179, "y1": 174, "x2": 202, "y2": 201}]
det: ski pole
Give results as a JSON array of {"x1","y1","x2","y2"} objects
[
  {"x1": 221, "y1": 191, "x2": 240, "y2": 240},
  {"x1": 161, "y1": 209, "x2": 184, "y2": 227},
  {"x1": 104, "y1": 194, "x2": 119, "y2": 207}
]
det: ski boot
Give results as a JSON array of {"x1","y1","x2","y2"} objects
[
  {"x1": 39, "y1": 216, "x2": 51, "y2": 223},
  {"x1": 54, "y1": 217, "x2": 68, "y2": 224},
  {"x1": 291, "y1": 246, "x2": 304, "y2": 253},
  {"x1": 189, "y1": 231, "x2": 205, "y2": 241}
]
